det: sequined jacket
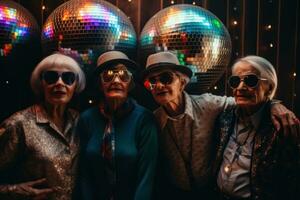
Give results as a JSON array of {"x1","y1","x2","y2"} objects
[
  {"x1": 0, "y1": 104, "x2": 79, "y2": 200},
  {"x1": 212, "y1": 102, "x2": 300, "y2": 200}
]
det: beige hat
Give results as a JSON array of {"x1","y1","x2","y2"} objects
[
  {"x1": 141, "y1": 51, "x2": 193, "y2": 80},
  {"x1": 95, "y1": 51, "x2": 137, "y2": 75}
]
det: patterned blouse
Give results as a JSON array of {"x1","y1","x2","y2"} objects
[{"x1": 0, "y1": 104, "x2": 79, "y2": 200}]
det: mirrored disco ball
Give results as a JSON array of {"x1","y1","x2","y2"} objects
[
  {"x1": 41, "y1": 0, "x2": 137, "y2": 77},
  {"x1": 0, "y1": 0, "x2": 39, "y2": 57},
  {"x1": 140, "y1": 4, "x2": 232, "y2": 92}
]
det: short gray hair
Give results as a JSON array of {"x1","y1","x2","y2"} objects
[
  {"x1": 232, "y1": 55, "x2": 278, "y2": 99},
  {"x1": 30, "y1": 53, "x2": 86, "y2": 97}
]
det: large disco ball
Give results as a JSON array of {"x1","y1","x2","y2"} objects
[
  {"x1": 41, "y1": 0, "x2": 137, "y2": 77},
  {"x1": 140, "y1": 4, "x2": 232, "y2": 92},
  {"x1": 0, "y1": 0, "x2": 39, "y2": 57}
]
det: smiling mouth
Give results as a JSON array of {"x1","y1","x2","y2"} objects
[
  {"x1": 108, "y1": 88, "x2": 123, "y2": 91},
  {"x1": 156, "y1": 91, "x2": 168, "y2": 96},
  {"x1": 236, "y1": 95, "x2": 252, "y2": 98},
  {"x1": 53, "y1": 91, "x2": 66, "y2": 95}
]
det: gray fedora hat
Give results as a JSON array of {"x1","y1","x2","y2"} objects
[
  {"x1": 95, "y1": 51, "x2": 138, "y2": 75},
  {"x1": 141, "y1": 51, "x2": 193, "y2": 80}
]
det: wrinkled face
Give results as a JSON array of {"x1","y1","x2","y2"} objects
[
  {"x1": 41, "y1": 66, "x2": 77, "y2": 106},
  {"x1": 231, "y1": 61, "x2": 271, "y2": 108},
  {"x1": 99, "y1": 64, "x2": 131, "y2": 100},
  {"x1": 144, "y1": 69, "x2": 185, "y2": 106}
]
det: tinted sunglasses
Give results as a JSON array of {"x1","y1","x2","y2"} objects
[
  {"x1": 41, "y1": 71, "x2": 76, "y2": 85},
  {"x1": 100, "y1": 69, "x2": 132, "y2": 83},
  {"x1": 145, "y1": 71, "x2": 176, "y2": 90},
  {"x1": 228, "y1": 74, "x2": 267, "y2": 89}
]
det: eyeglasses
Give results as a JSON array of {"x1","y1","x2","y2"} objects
[
  {"x1": 100, "y1": 69, "x2": 132, "y2": 83},
  {"x1": 228, "y1": 74, "x2": 267, "y2": 89},
  {"x1": 41, "y1": 71, "x2": 76, "y2": 85},
  {"x1": 145, "y1": 71, "x2": 177, "y2": 90}
]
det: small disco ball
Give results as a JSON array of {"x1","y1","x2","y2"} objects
[
  {"x1": 140, "y1": 4, "x2": 232, "y2": 92},
  {"x1": 0, "y1": 0, "x2": 39, "y2": 57},
  {"x1": 41, "y1": 0, "x2": 137, "y2": 77}
]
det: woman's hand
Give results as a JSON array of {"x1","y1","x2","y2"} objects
[
  {"x1": 270, "y1": 103, "x2": 300, "y2": 138},
  {"x1": 6, "y1": 178, "x2": 54, "y2": 199}
]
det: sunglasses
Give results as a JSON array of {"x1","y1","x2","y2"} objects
[
  {"x1": 100, "y1": 69, "x2": 132, "y2": 83},
  {"x1": 145, "y1": 71, "x2": 177, "y2": 90},
  {"x1": 228, "y1": 74, "x2": 267, "y2": 89},
  {"x1": 41, "y1": 71, "x2": 76, "y2": 85}
]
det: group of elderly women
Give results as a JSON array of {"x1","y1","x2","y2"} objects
[{"x1": 0, "y1": 50, "x2": 299, "y2": 200}]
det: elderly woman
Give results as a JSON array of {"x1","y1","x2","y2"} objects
[
  {"x1": 0, "y1": 53, "x2": 86, "y2": 200},
  {"x1": 213, "y1": 56, "x2": 300, "y2": 200},
  {"x1": 141, "y1": 51, "x2": 298, "y2": 200},
  {"x1": 75, "y1": 51, "x2": 158, "y2": 200}
]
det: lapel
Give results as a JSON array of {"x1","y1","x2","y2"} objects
[
  {"x1": 251, "y1": 102, "x2": 276, "y2": 179},
  {"x1": 213, "y1": 108, "x2": 236, "y2": 175}
]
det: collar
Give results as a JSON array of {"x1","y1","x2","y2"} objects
[
  {"x1": 154, "y1": 91, "x2": 194, "y2": 129},
  {"x1": 34, "y1": 104, "x2": 77, "y2": 124}
]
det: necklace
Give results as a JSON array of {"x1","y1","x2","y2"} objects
[{"x1": 224, "y1": 118, "x2": 253, "y2": 175}]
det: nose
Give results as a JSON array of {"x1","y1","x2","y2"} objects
[
  {"x1": 112, "y1": 74, "x2": 121, "y2": 83},
  {"x1": 153, "y1": 80, "x2": 164, "y2": 89},
  {"x1": 56, "y1": 76, "x2": 65, "y2": 85},
  {"x1": 236, "y1": 79, "x2": 246, "y2": 90}
]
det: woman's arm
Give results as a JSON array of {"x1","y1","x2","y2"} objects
[{"x1": 134, "y1": 112, "x2": 158, "y2": 200}]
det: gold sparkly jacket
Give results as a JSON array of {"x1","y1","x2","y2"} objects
[{"x1": 0, "y1": 104, "x2": 79, "y2": 200}]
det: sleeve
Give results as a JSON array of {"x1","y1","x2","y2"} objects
[
  {"x1": 276, "y1": 126, "x2": 300, "y2": 199},
  {"x1": 0, "y1": 119, "x2": 25, "y2": 173},
  {"x1": 134, "y1": 112, "x2": 158, "y2": 200},
  {"x1": 204, "y1": 93, "x2": 236, "y2": 113},
  {"x1": 72, "y1": 115, "x2": 95, "y2": 200},
  {"x1": 0, "y1": 117, "x2": 25, "y2": 195}
]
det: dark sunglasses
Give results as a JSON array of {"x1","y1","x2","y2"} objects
[
  {"x1": 100, "y1": 69, "x2": 132, "y2": 83},
  {"x1": 146, "y1": 71, "x2": 176, "y2": 88},
  {"x1": 228, "y1": 74, "x2": 267, "y2": 89},
  {"x1": 41, "y1": 71, "x2": 76, "y2": 85}
]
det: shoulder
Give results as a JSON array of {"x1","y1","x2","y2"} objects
[
  {"x1": 133, "y1": 103, "x2": 154, "y2": 118},
  {"x1": 79, "y1": 106, "x2": 100, "y2": 120},
  {"x1": 0, "y1": 106, "x2": 35, "y2": 138},
  {"x1": 1, "y1": 106, "x2": 35, "y2": 127}
]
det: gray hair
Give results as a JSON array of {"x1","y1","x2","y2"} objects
[
  {"x1": 173, "y1": 70, "x2": 190, "y2": 88},
  {"x1": 232, "y1": 55, "x2": 278, "y2": 99},
  {"x1": 30, "y1": 53, "x2": 86, "y2": 97}
]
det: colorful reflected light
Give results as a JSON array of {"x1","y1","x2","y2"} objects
[
  {"x1": 41, "y1": 0, "x2": 137, "y2": 74},
  {"x1": 0, "y1": 4, "x2": 37, "y2": 57}
]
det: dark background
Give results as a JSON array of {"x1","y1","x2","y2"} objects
[{"x1": 1, "y1": 0, "x2": 299, "y2": 121}]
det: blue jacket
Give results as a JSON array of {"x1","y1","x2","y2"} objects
[{"x1": 74, "y1": 98, "x2": 158, "y2": 200}]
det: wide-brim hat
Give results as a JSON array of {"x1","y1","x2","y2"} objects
[
  {"x1": 95, "y1": 51, "x2": 138, "y2": 75},
  {"x1": 141, "y1": 51, "x2": 193, "y2": 80}
]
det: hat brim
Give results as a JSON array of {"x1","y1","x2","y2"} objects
[
  {"x1": 141, "y1": 63, "x2": 193, "y2": 80},
  {"x1": 95, "y1": 58, "x2": 138, "y2": 75}
]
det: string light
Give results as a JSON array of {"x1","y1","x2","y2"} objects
[
  {"x1": 42, "y1": 5, "x2": 46, "y2": 10},
  {"x1": 128, "y1": 0, "x2": 132, "y2": 2},
  {"x1": 233, "y1": 20, "x2": 238, "y2": 25},
  {"x1": 88, "y1": 100, "x2": 93, "y2": 104},
  {"x1": 214, "y1": 86, "x2": 218, "y2": 90},
  {"x1": 171, "y1": 0, "x2": 175, "y2": 4},
  {"x1": 5, "y1": 81, "x2": 9, "y2": 84},
  {"x1": 267, "y1": 24, "x2": 272, "y2": 30},
  {"x1": 293, "y1": 72, "x2": 296, "y2": 77},
  {"x1": 269, "y1": 43, "x2": 274, "y2": 48},
  {"x1": 192, "y1": 1, "x2": 196, "y2": 5}
]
